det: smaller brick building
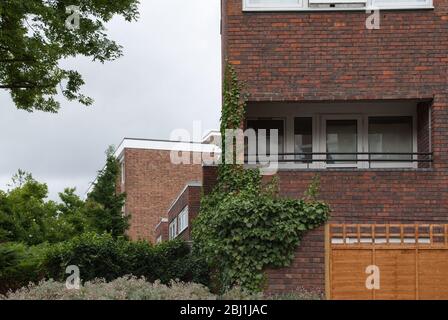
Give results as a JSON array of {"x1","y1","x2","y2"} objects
[
  {"x1": 163, "y1": 182, "x2": 202, "y2": 242},
  {"x1": 114, "y1": 135, "x2": 220, "y2": 243}
]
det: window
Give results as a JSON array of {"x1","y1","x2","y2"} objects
[
  {"x1": 325, "y1": 119, "x2": 359, "y2": 165},
  {"x1": 368, "y1": 116, "x2": 413, "y2": 162},
  {"x1": 120, "y1": 160, "x2": 125, "y2": 185},
  {"x1": 243, "y1": 0, "x2": 432, "y2": 10},
  {"x1": 156, "y1": 235, "x2": 163, "y2": 244},
  {"x1": 178, "y1": 206, "x2": 189, "y2": 234},
  {"x1": 169, "y1": 219, "x2": 177, "y2": 240},
  {"x1": 294, "y1": 117, "x2": 313, "y2": 162},
  {"x1": 246, "y1": 119, "x2": 285, "y2": 157}
]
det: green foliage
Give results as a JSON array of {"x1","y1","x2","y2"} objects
[
  {"x1": 0, "y1": 242, "x2": 49, "y2": 293},
  {"x1": 86, "y1": 147, "x2": 129, "y2": 238},
  {"x1": 44, "y1": 233, "x2": 209, "y2": 285},
  {"x1": 0, "y1": 0, "x2": 140, "y2": 112},
  {"x1": 0, "y1": 148, "x2": 129, "y2": 245},
  {"x1": 192, "y1": 64, "x2": 330, "y2": 292},
  {"x1": 1, "y1": 277, "x2": 215, "y2": 301},
  {"x1": 1, "y1": 277, "x2": 322, "y2": 300},
  {"x1": 219, "y1": 64, "x2": 247, "y2": 184},
  {"x1": 0, "y1": 234, "x2": 209, "y2": 294},
  {"x1": 193, "y1": 173, "x2": 329, "y2": 292},
  {"x1": 0, "y1": 172, "x2": 77, "y2": 245}
]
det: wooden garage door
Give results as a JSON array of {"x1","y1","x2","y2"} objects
[{"x1": 326, "y1": 224, "x2": 448, "y2": 300}]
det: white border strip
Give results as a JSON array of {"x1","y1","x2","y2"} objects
[
  {"x1": 114, "y1": 138, "x2": 221, "y2": 159},
  {"x1": 243, "y1": 0, "x2": 433, "y2": 11}
]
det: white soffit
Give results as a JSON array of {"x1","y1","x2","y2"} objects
[{"x1": 114, "y1": 138, "x2": 221, "y2": 159}]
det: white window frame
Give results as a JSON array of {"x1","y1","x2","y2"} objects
[
  {"x1": 156, "y1": 235, "x2": 163, "y2": 244},
  {"x1": 178, "y1": 206, "x2": 189, "y2": 234},
  {"x1": 243, "y1": 0, "x2": 433, "y2": 11},
  {"x1": 169, "y1": 219, "x2": 177, "y2": 240}
]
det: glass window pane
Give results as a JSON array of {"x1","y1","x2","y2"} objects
[
  {"x1": 369, "y1": 117, "x2": 413, "y2": 161},
  {"x1": 178, "y1": 206, "x2": 189, "y2": 233},
  {"x1": 294, "y1": 117, "x2": 313, "y2": 162},
  {"x1": 246, "y1": 119, "x2": 284, "y2": 156},
  {"x1": 326, "y1": 120, "x2": 358, "y2": 164}
]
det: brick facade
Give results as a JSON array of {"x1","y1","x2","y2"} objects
[
  {"x1": 222, "y1": 0, "x2": 448, "y2": 102},
  {"x1": 154, "y1": 219, "x2": 168, "y2": 243},
  {"x1": 218, "y1": 0, "x2": 448, "y2": 294},
  {"x1": 122, "y1": 148, "x2": 203, "y2": 242},
  {"x1": 202, "y1": 165, "x2": 448, "y2": 293},
  {"x1": 167, "y1": 184, "x2": 202, "y2": 241}
]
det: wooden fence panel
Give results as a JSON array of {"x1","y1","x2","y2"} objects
[
  {"x1": 418, "y1": 250, "x2": 448, "y2": 300},
  {"x1": 330, "y1": 249, "x2": 372, "y2": 300},
  {"x1": 327, "y1": 224, "x2": 448, "y2": 300}
]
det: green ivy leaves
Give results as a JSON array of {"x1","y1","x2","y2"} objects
[{"x1": 192, "y1": 64, "x2": 330, "y2": 293}]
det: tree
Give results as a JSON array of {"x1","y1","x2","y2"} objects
[
  {"x1": 0, "y1": 171, "x2": 75, "y2": 245},
  {"x1": 87, "y1": 147, "x2": 129, "y2": 238},
  {"x1": 57, "y1": 188, "x2": 89, "y2": 235},
  {"x1": 0, "y1": 0, "x2": 139, "y2": 112}
]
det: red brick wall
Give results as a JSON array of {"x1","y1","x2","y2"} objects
[
  {"x1": 202, "y1": 165, "x2": 219, "y2": 195},
  {"x1": 222, "y1": 0, "x2": 448, "y2": 102},
  {"x1": 220, "y1": 0, "x2": 448, "y2": 295},
  {"x1": 154, "y1": 220, "x2": 168, "y2": 242},
  {"x1": 417, "y1": 102, "x2": 432, "y2": 168},
  {"x1": 123, "y1": 148, "x2": 203, "y2": 242},
  {"x1": 168, "y1": 185, "x2": 202, "y2": 241},
  {"x1": 202, "y1": 166, "x2": 448, "y2": 293},
  {"x1": 265, "y1": 227, "x2": 325, "y2": 294}
]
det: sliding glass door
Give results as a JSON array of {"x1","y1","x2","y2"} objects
[{"x1": 321, "y1": 116, "x2": 363, "y2": 168}]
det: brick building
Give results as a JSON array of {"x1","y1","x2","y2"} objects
[
  {"x1": 114, "y1": 136, "x2": 219, "y2": 242},
  {"x1": 212, "y1": 0, "x2": 448, "y2": 299},
  {"x1": 114, "y1": 0, "x2": 448, "y2": 299}
]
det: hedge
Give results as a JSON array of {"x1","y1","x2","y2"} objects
[
  {"x1": 0, "y1": 233, "x2": 209, "y2": 293},
  {"x1": 45, "y1": 233, "x2": 209, "y2": 285},
  {"x1": 0, "y1": 242, "x2": 49, "y2": 293}
]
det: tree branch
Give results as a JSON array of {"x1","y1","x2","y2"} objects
[
  {"x1": 0, "y1": 84, "x2": 53, "y2": 89},
  {"x1": 0, "y1": 58, "x2": 35, "y2": 63}
]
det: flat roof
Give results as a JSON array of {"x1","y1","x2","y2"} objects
[{"x1": 114, "y1": 137, "x2": 221, "y2": 159}]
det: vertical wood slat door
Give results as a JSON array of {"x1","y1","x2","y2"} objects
[{"x1": 326, "y1": 224, "x2": 448, "y2": 300}]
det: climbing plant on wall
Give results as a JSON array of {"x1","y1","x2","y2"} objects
[{"x1": 192, "y1": 64, "x2": 330, "y2": 293}]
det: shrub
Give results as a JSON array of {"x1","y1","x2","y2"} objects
[
  {"x1": 267, "y1": 287, "x2": 324, "y2": 300},
  {"x1": 44, "y1": 233, "x2": 209, "y2": 285},
  {"x1": 1, "y1": 277, "x2": 322, "y2": 300},
  {"x1": 1, "y1": 277, "x2": 215, "y2": 300},
  {"x1": 0, "y1": 242, "x2": 49, "y2": 293},
  {"x1": 45, "y1": 233, "x2": 131, "y2": 282}
]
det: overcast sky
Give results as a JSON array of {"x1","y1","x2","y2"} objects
[{"x1": 0, "y1": 0, "x2": 222, "y2": 200}]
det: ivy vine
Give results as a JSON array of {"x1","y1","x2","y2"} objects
[{"x1": 192, "y1": 64, "x2": 330, "y2": 293}]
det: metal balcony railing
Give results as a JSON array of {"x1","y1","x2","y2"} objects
[{"x1": 243, "y1": 152, "x2": 433, "y2": 169}]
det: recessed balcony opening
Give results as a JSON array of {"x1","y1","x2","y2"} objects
[{"x1": 244, "y1": 100, "x2": 432, "y2": 170}]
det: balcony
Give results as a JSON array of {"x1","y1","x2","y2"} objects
[
  {"x1": 244, "y1": 100, "x2": 432, "y2": 171},
  {"x1": 244, "y1": 152, "x2": 433, "y2": 170}
]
